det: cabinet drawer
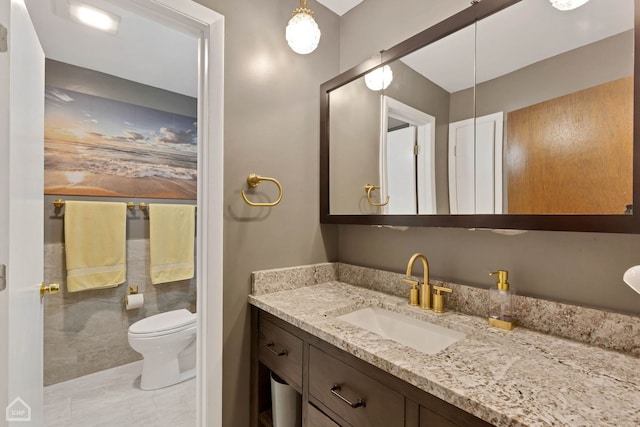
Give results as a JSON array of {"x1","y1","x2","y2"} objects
[
  {"x1": 258, "y1": 317, "x2": 303, "y2": 388},
  {"x1": 308, "y1": 346, "x2": 404, "y2": 427},
  {"x1": 420, "y1": 406, "x2": 457, "y2": 427},
  {"x1": 307, "y1": 403, "x2": 342, "y2": 427}
]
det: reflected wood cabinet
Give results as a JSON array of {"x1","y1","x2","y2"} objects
[{"x1": 250, "y1": 308, "x2": 493, "y2": 427}]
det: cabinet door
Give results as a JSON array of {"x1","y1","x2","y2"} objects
[
  {"x1": 259, "y1": 317, "x2": 303, "y2": 388},
  {"x1": 308, "y1": 346, "x2": 404, "y2": 427},
  {"x1": 307, "y1": 403, "x2": 342, "y2": 427},
  {"x1": 420, "y1": 406, "x2": 458, "y2": 427},
  {"x1": 419, "y1": 404, "x2": 493, "y2": 427}
]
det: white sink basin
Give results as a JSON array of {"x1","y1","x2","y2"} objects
[{"x1": 337, "y1": 306, "x2": 465, "y2": 355}]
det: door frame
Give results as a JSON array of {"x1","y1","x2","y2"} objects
[
  {"x1": 127, "y1": 2, "x2": 225, "y2": 425},
  {"x1": 379, "y1": 95, "x2": 437, "y2": 214},
  {"x1": 49, "y1": 0, "x2": 224, "y2": 424}
]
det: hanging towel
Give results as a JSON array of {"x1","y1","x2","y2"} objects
[
  {"x1": 150, "y1": 204, "x2": 196, "y2": 285},
  {"x1": 64, "y1": 201, "x2": 127, "y2": 292}
]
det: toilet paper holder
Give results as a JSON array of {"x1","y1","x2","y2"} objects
[
  {"x1": 123, "y1": 285, "x2": 139, "y2": 304},
  {"x1": 123, "y1": 286, "x2": 144, "y2": 310}
]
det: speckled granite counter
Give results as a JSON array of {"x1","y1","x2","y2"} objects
[{"x1": 249, "y1": 264, "x2": 640, "y2": 427}]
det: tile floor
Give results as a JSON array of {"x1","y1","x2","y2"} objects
[{"x1": 44, "y1": 361, "x2": 196, "y2": 426}]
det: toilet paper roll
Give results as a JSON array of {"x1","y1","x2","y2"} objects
[{"x1": 125, "y1": 293, "x2": 144, "y2": 310}]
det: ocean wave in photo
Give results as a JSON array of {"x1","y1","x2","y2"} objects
[{"x1": 45, "y1": 140, "x2": 196, "y2": 181}]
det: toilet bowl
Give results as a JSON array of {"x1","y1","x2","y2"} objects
[{"x1": 128, "y1": 309, "x2": 197, "y2": 390}]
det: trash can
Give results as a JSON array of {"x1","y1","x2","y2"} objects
[{"x1": 270, "y1": 372, "x2": 301, "y2": 427}]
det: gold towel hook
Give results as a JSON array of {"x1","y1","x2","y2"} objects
[
  {"x1": 241, "y1": 174, "x2": 283, "y2": 207},
  {"x1": 364, "y1": 184, "x2": 389, "y2": 207}
]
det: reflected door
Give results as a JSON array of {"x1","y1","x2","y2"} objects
[
  {"x1": 449, "y1": 112, "x2": 503, "y2": 214},
  {"x1": 386, "y1": 126, "x2": 417, "y2": 214}
]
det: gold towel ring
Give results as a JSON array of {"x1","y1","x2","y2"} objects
[
  {"x1": 241, "y1": 174, "x2": 283, "y2": 207},
  {"x1": 364, "y1": 184, "x2": 389, "y2": 207}
]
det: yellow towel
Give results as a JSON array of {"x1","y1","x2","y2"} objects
[
  {"x1": 64, "y1": 201, "x2": 127, "y2": 292},
  {"x1": 150, "y1": 204, "x2": 196, "y2": 284}
]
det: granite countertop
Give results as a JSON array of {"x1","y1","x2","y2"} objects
[{"x1": 249, "y1": 281, "x2": 640, "y2": 427}]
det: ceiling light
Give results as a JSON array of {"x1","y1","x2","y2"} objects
[
  {"x1": 286, "y1": 0, "x2": 321, "y2": 55},
  {"x1": 69, "y1": 2, "x2": 120, "y2": 34},
  {"x1": 365, "y1": 65, "x2": 393, "y2": 91},
  {"x1": 549, "y1": 0, "x2": 590, "y2": 11}
]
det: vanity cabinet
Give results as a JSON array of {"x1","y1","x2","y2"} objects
[
  {"x1": 309, "y1": 346, "x2": 404, "y2": 426},
  {"x1": 258, "y1": 317, "x2": 304, "y2": 390},
  {"x1": 251, "y1": 307, "x2": 493, "y2": 427}
]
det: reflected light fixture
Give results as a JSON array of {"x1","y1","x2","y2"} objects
[
  {"x1": 69, "y1": 2, "x2": 120, "y2": 34},
  {"x1": 365, "y1": 65, "x2": 393, "y2": 91},
  {"x1": 286, "y1": 0, "x2": 321, "y2": 55},
  {"x1": 549, "y1": 0, "x2": 590, "y2": 11}
]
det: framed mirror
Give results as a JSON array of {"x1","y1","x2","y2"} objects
[{"x1": 320, "y1": 0, "x2": 640, "y2": 233}]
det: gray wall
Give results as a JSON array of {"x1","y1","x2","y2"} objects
[
  {"x1": 43, "y1": 241, "x2": 196, "y2": 385},
  {"x1": 337, "y1": 0, "x2": 640, "y2": 315},
  {"x1": 339, "y1": 0, "x2": 470, "y2": 71},
  {"x1": 192, "y1": 1, "x2": 340, "y2": 426},
  {"x1": 329, "y1": 76, "x2": 380, "y2": 214}
]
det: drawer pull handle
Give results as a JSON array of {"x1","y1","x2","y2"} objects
[
  {"x1": 266, "y1": 342, "x2": 288, "y2": 356},
  {"x1": 330, "y1": 384, "x2": 366, "y2": 409}
]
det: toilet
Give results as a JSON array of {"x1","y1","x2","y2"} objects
[{"x1": 128, "y1": 309, "x2": 197, "y2": 390}]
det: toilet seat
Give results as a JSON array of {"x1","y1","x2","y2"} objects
[{"x1": 129, "y1": 309, "x2": 196, "y2": 337}]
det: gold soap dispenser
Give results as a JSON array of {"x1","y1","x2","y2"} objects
[{"x1": 488, "y1": 270, "x2": 517, "y2": 330}]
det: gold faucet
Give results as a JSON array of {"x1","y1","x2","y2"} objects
[{"x1": 403, "y1": 253, "x2": 431, "y2": 309}]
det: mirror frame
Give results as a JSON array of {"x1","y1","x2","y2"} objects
[{"x1": 320, "y1": 0, "x2": 640, "y2": 233}]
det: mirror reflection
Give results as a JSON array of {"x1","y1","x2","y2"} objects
[{"x1": 328, "y1": 0, "x2": 634, "y2": 216}]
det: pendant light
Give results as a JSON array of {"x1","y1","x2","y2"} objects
[
  {"x1": 285, "y1": 0, "x2": 321, "y2": 55},
  {"x1": 549, "y1": 0, "x2": 590, "y2": 11}
]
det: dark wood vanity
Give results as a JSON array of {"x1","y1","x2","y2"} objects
[{"x1": 250, "y1": 307, "x2": 493, "y2": 427}]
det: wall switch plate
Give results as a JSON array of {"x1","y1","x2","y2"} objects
[
  {"x1": 0, "y1": 25, "x2": 7, "y2": 53},
  {"x1": 0, "y1": 264, "x2": 6, "y2": 291}
]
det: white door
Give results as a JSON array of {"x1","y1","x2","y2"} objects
[
  {"x1": 0, "y1": 1, "x2": 45, "y2": 426},
  {"x1": 386, "y1": 127, "x2": 417, "y2": 214},
  {"x1": 448, "y1": 112, "x2": 503, "y2": 214}
]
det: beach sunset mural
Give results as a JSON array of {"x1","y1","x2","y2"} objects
[{"x1": 44, "y1": 86, "x2": 197, "y2": 199}]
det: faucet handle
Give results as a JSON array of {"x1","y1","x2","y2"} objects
[
  {"x1": 403, "y1": 278, "x2": 419, "y2": 287},
  {"x1": 403, "y1": 278, "x2": 420, "y2": 306},
  {"x1": 432, "y1": 286, "x2": 452, "y2": 313}
]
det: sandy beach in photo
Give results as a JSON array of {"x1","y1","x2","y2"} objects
[{"x1": 45, "y1": 170, "x2": 196, "y2": 199}]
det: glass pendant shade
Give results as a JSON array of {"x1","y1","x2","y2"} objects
[
  {"x1": 286, "y1": 1, "x2": 321, "y2": 55},
  {"x1": 549, "y1": 0, "x2": 590, "y2": 11},
  {"x1": 365, "y1": 65, "x2": 393, "y2": 91}
]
